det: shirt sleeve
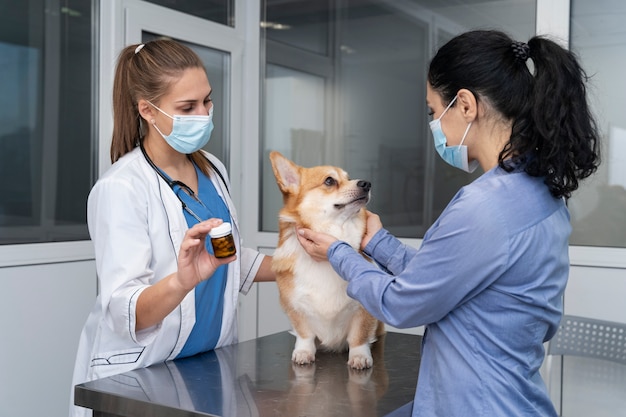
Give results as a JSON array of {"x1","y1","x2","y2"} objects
[
  {"x1": 328, "y1": 191, "x2": 509, "y2": 328},
  {"x1": 239, "y1": 248, "x2": 265, "y2": 295},
  {"x1": 89, "y1": 175, "x2": 163, "y2": 346},
  {"x1": 362, "y1": 228, "x2": 420, "y2": 274}
]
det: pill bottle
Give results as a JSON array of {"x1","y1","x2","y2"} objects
[{"x1": 209, "y1": 222, "x2": 237, "y2": 258}]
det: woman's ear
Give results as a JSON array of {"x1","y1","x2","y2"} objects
[
  {"x1": 137, "y1": 99, "x2": 155, "y2": 123},
  {"x1": 456, "y1": 88, "x2": 478, "y2": 122}
]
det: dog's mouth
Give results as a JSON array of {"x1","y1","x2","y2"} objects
[{"x1": 334, "y1": 194, "x2": 369, "y2": 210}]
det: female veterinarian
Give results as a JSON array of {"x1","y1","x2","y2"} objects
[
  {"x1": 70, "y1": 39, "x2": 274, "y2": 417},
  {"x1": 297, "y1": 30, "x2": 600, "y2": 417}
]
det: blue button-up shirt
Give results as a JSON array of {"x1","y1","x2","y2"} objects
[{"x1": 328, "y1": 165, "x2": 569, "y2": 416}]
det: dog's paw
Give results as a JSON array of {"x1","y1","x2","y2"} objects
[
  {"x1": 347, "y1": 344, "x2": 373, "y2": 369},
  {"x1": 292, "y1": 335, "x2": 316, "y2": 365},
  {"x1": 292, "y1": 349, "x2": 316, "y2": 365},
  {"x1": 347, "y1": 354, "x2": 373, "y2": 370}
]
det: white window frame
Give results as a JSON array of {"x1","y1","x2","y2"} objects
[{"x1": 1, "y1": 0, "x2": 623, "y2": 274}]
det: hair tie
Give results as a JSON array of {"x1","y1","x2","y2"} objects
[
  {"x1": 134, "y1": 44, "x2": 145, "y2": 54},
  {"x1": 511, "y1": 41, "x2": 530, "y2": 62}
]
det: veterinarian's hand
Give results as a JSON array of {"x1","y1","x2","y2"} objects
[
  {"x1": 296, "y1": 228, "x2": 338, "y2": 262},
  {"x1": 177, "y1": 219, "x2": 236, "y2": 291},
  {"x1": 361, "y1": 210, "x2": 383, "y2": 251}
]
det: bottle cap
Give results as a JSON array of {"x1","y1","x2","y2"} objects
[{"x1": 209, "y1": 222, "x2": 232, "y2": 238}]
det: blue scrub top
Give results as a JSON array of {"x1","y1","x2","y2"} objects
[
  {"x1": 327, "y1": 164, "x2": 568, "y2": 417},
  {"x1": 166, "y1": 164, "x2": 230, "y2": 359}
]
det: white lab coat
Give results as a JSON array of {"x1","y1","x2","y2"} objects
[{"x1": 69, "y1": 147, "x2": 264, "y2": 417}]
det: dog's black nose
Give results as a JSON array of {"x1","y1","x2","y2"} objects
[{"x1": 357, "y1": 180, "x2": 371, "y2": 192}]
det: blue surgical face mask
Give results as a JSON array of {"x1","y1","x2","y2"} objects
[
  {"x1": 429, "y1": 96, "x2": 479, "y2": 173},
  {"x1": 149, "y1": 101, "x2": 214, "y2": 154}
]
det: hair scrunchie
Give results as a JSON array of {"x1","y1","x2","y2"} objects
[{"x1": 511, "y1": 41, "x2": 530, "y2": 62}]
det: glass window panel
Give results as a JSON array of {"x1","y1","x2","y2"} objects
[
  {"x1": 0, "y1": 0, "x2": 95, "y2": 244},
  {"x1": 264, "y1": 0, "x2": 329, "y2": 55},
  {"x1": 339, "y1": 3, "x2": 430, "y2": 236},
  {"x1": 260, "y1": 0, "x2": 536, "y2": 237},
  {"x1": 144, "y1": 0, "x2": 234, "y2": 27},
  {"x1": 143, "y1": 33, "x2": 231, "y2": 167},
  {"x1": 568, "y1": 0, "x2": 626, "y2": 248},
  {"x1": 261, "y1": 65, "x2": 325, "y2": 232}
]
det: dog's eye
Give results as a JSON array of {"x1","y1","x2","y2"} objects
[{"x1": 324, "y1": 177, "x2": 336, "y2": 187}]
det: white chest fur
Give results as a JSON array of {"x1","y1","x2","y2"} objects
[{"x1": 274, "y1": 233, "x2": 362, "y2": 348}]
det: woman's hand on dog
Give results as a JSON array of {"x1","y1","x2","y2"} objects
[
  {"x1": 296, "y1": 228, "x2": 337, "y2": 262},
  {"x1": 361, "y1": 210, "x2": 383, "y2": 251},
  {"x1": 297, "y1": 210, "x2": 383, "y2": 261}
]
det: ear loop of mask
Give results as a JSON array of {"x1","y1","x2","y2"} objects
[
  {"x1": 438, "y1": 95, "x2": 472, "y2": 147},
  {"x1": 438, "y1": 95, "x2": 458, "y2": 120},
  {"x1": 458, "y1": 123, "x2": 472, "y2": 146},
  {"x1": 147, "y1": 100, "x2": 174, "y2": 120},
  {"x1": 146, "y1": 101, "x2": 172, "y2": 138}
]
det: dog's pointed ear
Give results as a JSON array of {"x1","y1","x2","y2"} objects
[{"x1": 269, "y1": 151, "x2": 300, "y2": 194}]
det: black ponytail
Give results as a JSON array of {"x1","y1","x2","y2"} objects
[
  {"x1": 517, "y1": 36, "x2": 600, "y2": 199},
  {"x1": 428, "y1": 30, "x2": 600, "y2": 199}
]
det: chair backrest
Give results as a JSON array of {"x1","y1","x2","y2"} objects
[{"x1": 548, "y1": 315, "x2": 626, "y2": 365}]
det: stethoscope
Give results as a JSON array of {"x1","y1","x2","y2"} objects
[{"x1": 139, "y1": 141, "x2": 229, "y2": 223}]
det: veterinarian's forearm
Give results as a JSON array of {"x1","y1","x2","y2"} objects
[
  {"x1": 136, "y1": 273, "x2": 190, "y2": 331},
  {"x1": 364, "y1": 228, "x2": 417, "y2": 274},
  {"x1": 253, "y1": 256, "x2": 276, "y2": 282}
]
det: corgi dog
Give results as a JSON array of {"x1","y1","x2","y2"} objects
[{"x1": 269, "y1": 151, "x2": 384, "y2": 370}]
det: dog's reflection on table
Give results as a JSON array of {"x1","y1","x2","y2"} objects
[
  {"x1": 250, "y1": 333, "x2": 390, "y2": 417},
  {"x1": 101, "y1": 332, "x2": 411, "y2": 417}
]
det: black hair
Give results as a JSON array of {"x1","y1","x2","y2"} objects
[{"x1": 428, "y1": 30, "x2": 600, "y2": 199}]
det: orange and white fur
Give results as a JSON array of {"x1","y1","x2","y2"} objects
[{"x1": 269, "y1": 151, "x2": 384, "y2": 370}]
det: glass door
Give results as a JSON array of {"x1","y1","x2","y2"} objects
[
  {"x1": 124, "y1": 2, "x2": 239, "y2": 172},
  {"x1": 98, "y1": 0, "x2": 252, "y2": 211}
]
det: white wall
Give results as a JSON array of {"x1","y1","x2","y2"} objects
[
  {"x1": 566, "y1": 265, "x2": 626, "y2": 322},
  {"x1": 0, "y1": 260, "x2": 96, "y2": 417}
]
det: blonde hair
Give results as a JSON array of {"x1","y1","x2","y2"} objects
[{"x1": 110, "y1": 39, "x2": 212, "y2": 175}]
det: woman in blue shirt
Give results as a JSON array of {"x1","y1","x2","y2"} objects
[{"x1": 296, "y1": 30, "x2": 600, "y2": 416}]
